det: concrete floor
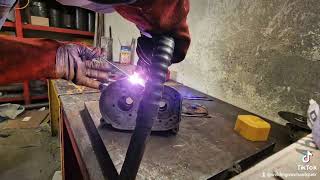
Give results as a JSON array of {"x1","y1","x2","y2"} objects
[{"x1": 0, "y1": 116, "x2": 60, "y2": 180}]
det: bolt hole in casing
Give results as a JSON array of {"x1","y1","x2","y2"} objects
[
  {"x1": 118, "y1": 96, "x2": 134, "y2": 111},
  {"x1": 159, "y1": 101, "x2": 167, "y2": 112},
  {"x1": 99, "y1": 79, "x2": 182, "y2": 133}
]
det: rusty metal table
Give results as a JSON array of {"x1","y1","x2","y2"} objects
[{"x1": 55, "y1": 80, "x2": 291, "y2": 180}]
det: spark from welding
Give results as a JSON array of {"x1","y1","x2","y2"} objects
[{"x1": 128, "y1": 72, "x2": 145, "y2": 87}]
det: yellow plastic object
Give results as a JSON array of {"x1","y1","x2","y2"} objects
[{"x1": 234, "y1": 115, "x2": 271, "y2": 141}]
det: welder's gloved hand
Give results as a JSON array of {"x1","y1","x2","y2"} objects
[{"x1": 55, "y1": 44, "x2": 111, "y2": 89}]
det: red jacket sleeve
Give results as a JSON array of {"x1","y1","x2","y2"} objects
[
  {"x1": 0, "y1": 36, "x2": 60, "y2": 84},
  {"x1": 115, "y1": 0, "x2": 191, "y2": 63}
]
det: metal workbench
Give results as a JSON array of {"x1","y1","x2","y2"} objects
[{"x1": 54, "y1": 79, "x2": 291, "y2": 180}]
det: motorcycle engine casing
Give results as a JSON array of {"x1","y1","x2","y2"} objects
[{"x1": 99, "y1": 79, "x2": 182, "y2": 133}]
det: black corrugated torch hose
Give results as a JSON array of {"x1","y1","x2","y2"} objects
[{"x1": 119, "y1": 36, "x2": 175, "y2": 180}]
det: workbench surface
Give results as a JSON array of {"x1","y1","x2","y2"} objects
[{"x1": 56, "y1": 80, "x2": 291, "y2": 180}]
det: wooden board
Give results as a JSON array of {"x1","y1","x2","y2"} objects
[
  {"x1": 3, "y1": 110, "x2": 49, "y2": 129},
  {"x1": 52, "y1": 79, "x2": 98, "y2": 96},
  {"x1": 48, "y1": 80, "x2": 61, "y2": 136}
]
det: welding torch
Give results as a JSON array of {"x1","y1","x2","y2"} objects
[
  {"x1": 99, "y1": 57, "x2": 146, "y2": 87},
  {"x1": 98, "y1": 36, "x2": 174, "y2": 180}
]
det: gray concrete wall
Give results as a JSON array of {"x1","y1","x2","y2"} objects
[
  {"x1": 104, "y1": 13, "x2": 140, "y2": 63},
  {"x1": 170, "y1": 0, "x2": 320, "y2": 124},
  {"x1": 105, "y1": 0, "x2": 320, "y2": 124}
]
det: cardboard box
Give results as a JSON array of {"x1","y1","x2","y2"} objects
[{"x1": 30, "y1": 16, "x2": 49, "y2": 26}]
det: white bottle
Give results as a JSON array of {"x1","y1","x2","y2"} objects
[
  {"x1": 307, "y1": 99, "x2": 319, "y2": 129},
  {"x1": 307, "y1": 99, "x2": 320, "y2": 148}
]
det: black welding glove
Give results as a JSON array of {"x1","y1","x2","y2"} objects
[
  {"x1": 136, "y1": 35, "x2": 172, "y2": 78},
  {"x1": 136, "y1": 34, "x2": 184, "y2": 69},
  {"x1": 136, "y1": 35, "x2": 154, "y2": 73},
  {"x1": 136, "y1": 35, "x2": 180, "y2": 81}
]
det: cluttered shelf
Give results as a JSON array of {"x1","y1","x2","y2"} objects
[
  {"x1": 3, "y1": 21, "x2": 15, "y2": 28},
  {"x1": 0, "y1": 81, "x2": 48, "y2": 104},
  {"x1": 23, "y1": 24, "x2": 94, "y2": 37},
  {"x1": 0, "y1": 95, "x2": 24, "y2": 103},
  {"x1": 30, "y1": 94, "x2": 48, "y2": 100},
  {"x1": 0, "y1": 2, "x2": 95, "y2": 105},
  {"x1": 0, "y1": 94, "x2": 48, "y2": 103},
  {"x1": 3, "y1": 21, "x2": 94, "y2": 37}
]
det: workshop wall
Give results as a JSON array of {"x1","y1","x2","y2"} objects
[
  {"x1": 170, "y1": 0, "x2": 320, "y2": 124},
  {"x1": 104, "y1": 13, "x2": 140, "y2": 63}
]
